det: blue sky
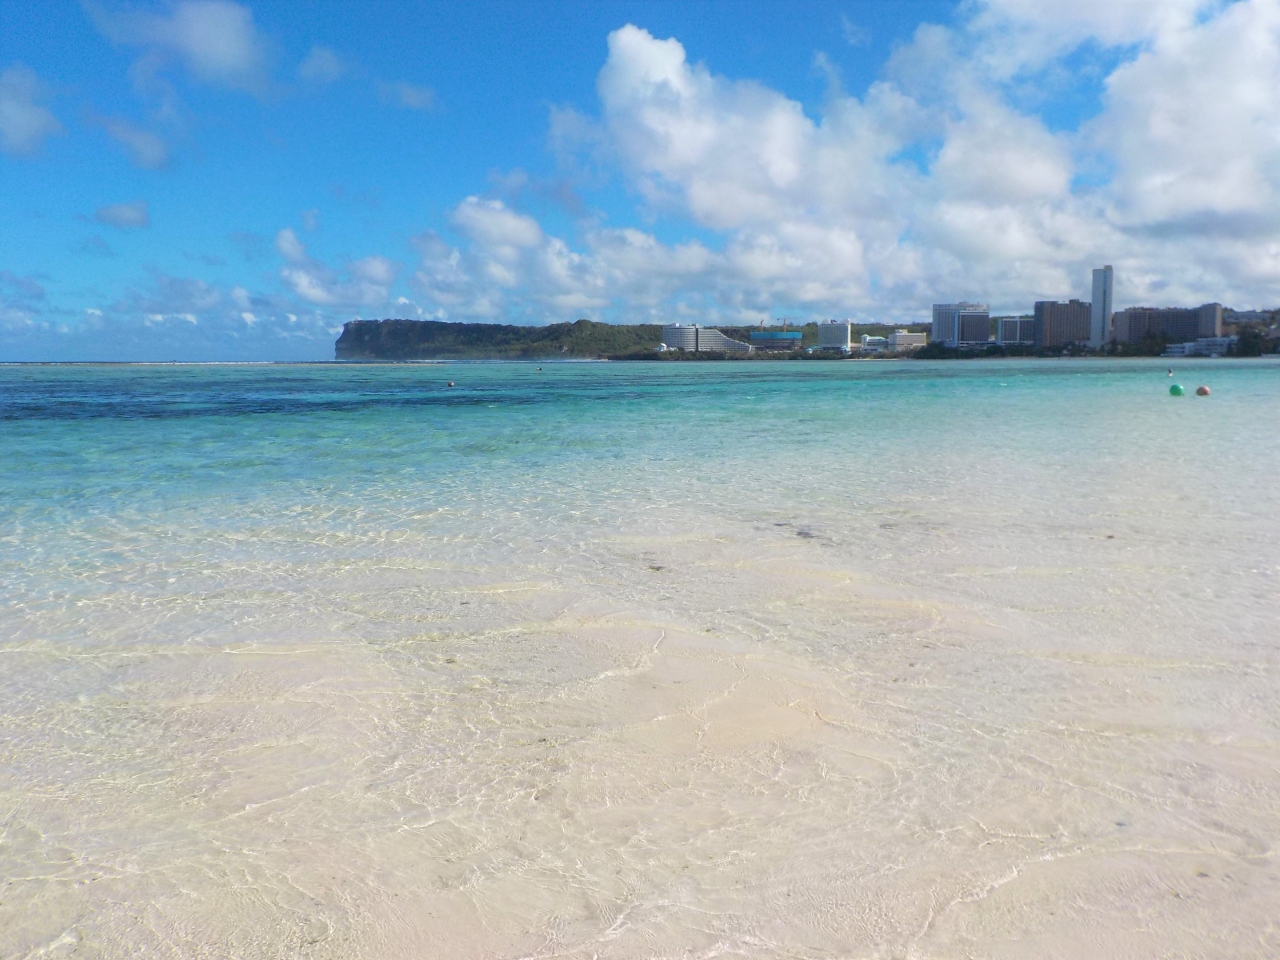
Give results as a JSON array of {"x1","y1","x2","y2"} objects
[{"x1": 2, "y1": 0, "x2": 1278, "y2": 359}]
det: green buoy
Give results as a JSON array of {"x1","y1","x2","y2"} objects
[{"x1": 1169, "y1": 383, "x2": 1185, "y2": 396}]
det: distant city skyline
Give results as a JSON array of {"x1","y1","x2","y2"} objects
[
  {"x1": 4, "y1": 0, "x2": 1280, "y2": 360},
  {"x1": 933, "y1": 261, "x2": 1248, "y2": 350}
]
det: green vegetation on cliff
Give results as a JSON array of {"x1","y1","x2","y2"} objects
[{"x1": 335, "y1": 318, "x2": 664, "y2": 360}]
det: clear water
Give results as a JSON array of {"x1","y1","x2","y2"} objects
[{"x1": 3, "y1": 359, "x2": 1279, "y2": 958}]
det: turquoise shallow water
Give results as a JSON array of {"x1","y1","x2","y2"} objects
[
  {"x1": 3, "y1": 358, "x2": 1280, "y2": 958},
  {"x1": 5, "y1": 359, "x2": 1278, "y2": 643},
  {"x1": 6, "y1": 357, "x2": 1277, "y2": 559}
]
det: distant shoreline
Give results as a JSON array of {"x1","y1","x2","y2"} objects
[{"x1": 5, "y1": 356, "x2": 1279, "y2": 368}]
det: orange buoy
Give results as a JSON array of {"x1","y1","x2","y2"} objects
[{"x1": 1195, "y1": 385, "x2": 1210, "y2": 396}]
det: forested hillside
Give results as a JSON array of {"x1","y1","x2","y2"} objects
[{"x1": 335, "y1": 318, "x2": 664, "y2": 359}]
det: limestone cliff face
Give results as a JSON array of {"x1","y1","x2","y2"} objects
[
  {"x1": 335, "y1": 318, "x2": 663, "y2": 360},
  {"x1": 335, "y1": 319, "x2": 446, "y2": 360}
]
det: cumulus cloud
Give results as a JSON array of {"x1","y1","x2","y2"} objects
[
  {"x1": 453, "y1": 197, "x2": 544, "y2": 256},
  {"x1": 1090, "y1": 0, "x2": 1280, "y2": 231},
  {"x1": 587, "y1": 23, "x2": 1078, "y2": 307},
  {"x1": 17, "y1": 1, "x2": 1280, "y2": 361},
  {"x1": 298, "y1": 45, "x2": 344, "y2": 84},
  {"x1": 0, "y1": 63, "x2": 64, "y2": 156},
  {"x1": 2, "y1": 269, "x2": 344, "y2": 362},
  {"x1": 971, "y1": 0, "x2": 1218, "y2": 75},
  {"x1": 90, "y1": 0, "x2": 270, "y2": 94},
  {"x1": 412, "y1": 198, "x2": 723, "y2": 322},
  {"x1": 275, "y1": 227, "x2": 396, "y2": 307},
  {"x1": 275, "y1": 226, "x2": 309, "y2": 264},
  {"x1": 95, "y1": 200, "x2": 151, "y2": 228},
  {"x1": 407, "y1": 8, "x2": 1280, "y2": 324},
  {"x1": 840, "y1": 14, "x2": 869, "y2": 47},
  {"x1": 403, "y1": 27, "x2": 946, "y2": 322}
]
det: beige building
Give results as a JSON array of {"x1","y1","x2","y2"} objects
[
  {"x1": 859, "y1": 334, "x2": 889, "y2": 352},
  {"x1": 1034, "y1": 299, "x2": 1091, "y2": 348},
  {"x1": 1111, "y1": 304, "x2": 1222, "y2": 345},
  {"x1": 887, "y1": 329, "x2": 928, "y2": 351}
]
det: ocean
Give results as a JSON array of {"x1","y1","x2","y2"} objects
[{"x1": 2, "y1": 358, "x2": 1278, "y2": 959}]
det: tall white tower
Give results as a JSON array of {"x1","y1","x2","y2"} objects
[{"x1": 1090, "y1": 265, "x2": 1113, "y2": 348}]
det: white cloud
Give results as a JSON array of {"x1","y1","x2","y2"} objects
[
  {"x1": 452, "y1": 197, "x2": 544, "y2": 256},
  {"x1": 351, "y1": 255, "x2": 395, "y2": 286},
  {"x1": 406, "y1": 9, "x2": 1280, "y2": 323},
  {"x1": 275, "y1": 227, "x2": 309, "y2": 265},
  {"x1": 1090, "y1": 0, "x2": 1280, "y2": 229},
  {"x1": 281, "y1": 267, "x2": 335, "y2": 305},
  {"x1": 274, "y1": 227, "x2": 395, "y2": 307},
  {"x1": 298, "y1": 45, "x2": 344, "y2": 84},
  {"x1": 930, "y1": 94, "x2": 1070, "y2": 205},
  {"x1": 413, "y1": 201, "x2": 723, "y2": 322},
  {"x1": 20, "y1": 1, "x2": 1280, "y2": 362},
  {"x1": 970, "y1": 0, "x2": 1219, "y2": 75},
  {"x1": 0, "y1": 63, "x2": 64, "y2": 156},
  {"x1": 95, "y1": 200, "x2": 151, "y2": 228},
  {"x1": 595, "y1": 25, "x2": 811, "y2": 229},
  {"x1": 1, "y1": 268, "x2": 345, "y2": 361},
  {"x1": 91, "y1": 0, "x2": 270, "y2": 94},
  {"x1": 407, "y1": 27, "x2": 953, "y2": 320},
  {"x1": 841, "y1": 13, "x2": 869, "y2": 47}
]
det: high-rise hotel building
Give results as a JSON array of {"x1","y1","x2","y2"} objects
[
  {"x1": 932, "y1": 302, "x2": 990, "y2": 347},
  {"x1": 1090, "y1": 265, "x2": 1114, "y2": 348},
  {"x1": 1034, "y1": 299, "x2": 1092, "y2": 348},
  {"x1": 660, "y1": 324, "x2": 752, "y2": 354},
  {"x1": 996, "y1": 317, "x2": 1036, "y2": 345},
  {"x1": 816, "y1": 321, "x2": 853, "y2": 352}
]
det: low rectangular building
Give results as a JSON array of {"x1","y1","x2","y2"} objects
[
  {"x1": 1163, "y1": 336, "x2": 1236, "y2": 357},
  {"x1": 887, "y1": 329, "x2": 927, "y2": 351},
  {"x1": 859, "y1": 334, "x2": 888, "y2": 352},
  {"x1": 749, "y1": 329, "x2": 804, "y2": 351},
  {"x1": 1112, "y1": 304, "x2": 1222, "y2": 345}
]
